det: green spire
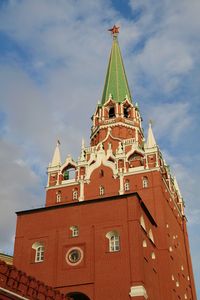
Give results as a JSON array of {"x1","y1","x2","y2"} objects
[{"x1": 101, "y1": 26, "x2": 132, "y2": 105}]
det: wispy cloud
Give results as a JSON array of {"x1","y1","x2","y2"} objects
[{"x1": 146, "y1": 102, "x2": 193, "y2": 143}]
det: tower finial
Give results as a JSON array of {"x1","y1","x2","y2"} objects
[{"x1": 108, "y1": 25, "x2": 120, "y2": 38}]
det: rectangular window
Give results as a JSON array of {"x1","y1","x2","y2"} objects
[
  {"x1": 35, "y1": 245, "x2": 44, "y2": 262},
  {"x1": 110, "y1": 236, "x2": 120, "y2": 252}
]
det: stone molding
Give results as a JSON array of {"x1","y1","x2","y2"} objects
[{"x1": 129, "y1": 285, "x2": 148, "y2": 299}]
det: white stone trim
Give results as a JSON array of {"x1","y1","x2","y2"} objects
[
  {"x1": 0, "y1": 287, "x2": 29, "y2": 300},
  {"x1": 126, "y1": 147, "x2": 144, "y2": 161},
  {"x1": 85, "y1": 148, "x2": 117, "y2": 180},
  {"x1": 129, "y1": 285, "x2": 148, "y2": 299},
  {"x1": 46, "y1": 180, "x2": 78, "y2": 190},
  {"x1": 128, "y1": 166, "x2": 145, "y2": 172},
  {"x1": 162, "y1": 177, "x2": 182, "y2": 217},
  {"x1": 60, "y1": 155, "x2": 77, "y2": 173}
]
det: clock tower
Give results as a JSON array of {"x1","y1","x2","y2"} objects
[{"x1": 14, "y1": 27, "x2": 197, "y2": 300}]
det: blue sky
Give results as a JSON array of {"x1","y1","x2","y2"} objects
[{"x1": 0, "y1": 0, "x2": 199, "y2": 297}]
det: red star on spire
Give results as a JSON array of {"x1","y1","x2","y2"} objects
[{"x1": 108, "y1": 25, "x2": 120, "y2": 35}]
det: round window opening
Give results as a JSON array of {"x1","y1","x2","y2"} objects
[{"x1": 66, "y1": 247, "x2": 83, "y2": 266}]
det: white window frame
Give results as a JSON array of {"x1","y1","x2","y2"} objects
[
  {"x1": 32, "y1": 242, "x2": 44, "y2": 263},
  {"x1": 56, "y1": 191, "x2": 61, "y2": 203},
  {"x1": 70, "y1": 226, "x2": 79, "y2": 237},
  {"x1": 106, "y1": 231, "x2": 120, "y2": 252},
  {"x1": 124, "y1": 180, "x2": 130, "y2": 191},
  {"x1": 72, "y1": 189, "x2": 78, "y2": 200},
  {"x1": 143, "y1": 176, "x2": 148, "y2": 188},
  {"x1": 99, "y1": 185, "x2": 105, "y2": 196}
]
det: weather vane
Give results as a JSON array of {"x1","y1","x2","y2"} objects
[
  {"x1": 149, "y1": 119, "x2": 154, "y2": 126},
  {"x1": 108, "y1": 25, "x2": 120, "y2": 37}
]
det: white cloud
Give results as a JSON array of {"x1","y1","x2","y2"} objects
[
  {"x1": 145, "y1": 102, "x2": 192, "y2": 143},
  {"x1": 0, "y1": 138, "x2": 42, "y2": 253},
  {"x1": 128, "y1": 0, "x2": 200, "y2": 93}
]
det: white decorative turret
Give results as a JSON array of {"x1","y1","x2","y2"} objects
[
  {"x1": 46, "y1": 140, "x2": 61, "y2": 188},
  {"x1": 51, "y1": 140, "x2": 61, "y2": 167},
  {"x1": 80, "y1": 138, "x2": 86, "y2": 161},
  {"x1": 146, "y1": 121, "x2": 156, "y2": 148}
]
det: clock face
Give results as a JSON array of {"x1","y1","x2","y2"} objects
[
  {"x1": 66, "y1": 247, "x2": 83, "y2": 266},
  {"x1": 68, "y1": 249, "x2": 81, "y2": 263}
]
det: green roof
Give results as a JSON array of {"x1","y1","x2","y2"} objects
[{"x1": 101, "y1": 34, "x2": 132, "y2": 105}]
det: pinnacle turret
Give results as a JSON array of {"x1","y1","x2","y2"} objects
[
  {"x1": 101, "y1": 25, "x2": 132, "y2": 105},
  {"x1": 51, "y1": 140, "x2": 61, "y2": 167},
  {"x1": 146, "y1": 122, "x2": 156, "y2": 148}
]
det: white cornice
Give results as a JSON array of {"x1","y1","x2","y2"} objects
[{"x1": 0, "y1": 287, "x2": 29, "y2": 300}]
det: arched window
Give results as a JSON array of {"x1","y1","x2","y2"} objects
[
  {"x1": 63, "y1": 167, "x2": 76, "y2": 180},
  {"x1": 140, "y1": 216, "x2": 146, "y2": 231},
  {"x1": 32, "y1": 242, "x2": 44, "y2": 263},
  {"x1": 109, "y1": 107, "x2": 115, "y2": 118},
  {"x1": 148, "y1": 229, "x2": 154, "y2": 243},
  {"x1": 142, "y1": 176, "x2": 148, "y2": 188},
  {"x1": 99, "y1": 185, "x2": 105, "y2": 196},
  {"x1": 56, "y1": 190, "x2": 61, "y2": 203},
  {"x1": 72, "y1": 189, "x2": 78, "y2": 200},
  {"x1": 123, "y1": 106, "x2": 130, "y2": 118},
  {"x1": 124, "y1": 179, "x2": 130, "y2": 191},
  {"x1": 70, "y1": 226, "x2": 79, "y2": 237},
  {"x1": 106, "y1": 231, "x2": 120, "y2": 252},
  {"x1": 151, "y1": 252, "x2": 156, "y2": 259}
]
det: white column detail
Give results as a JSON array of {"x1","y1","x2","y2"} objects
[
  {"x1": 56, "y1": 172, "x2": 60, "y2": 185},
  {"x1": 79, "y1": 177, "x2": 84, "y2": 202},
  {"x1": 119, "y1": 170, "x2": 124, "y2": 195},
  {"x1": 135, "y1": 128, "x2": 138, "y2": 143},
  {"x1": 155, "y1": 151, "x2": 159, "y2": 167}
]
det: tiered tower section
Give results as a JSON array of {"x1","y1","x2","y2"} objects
[{"x1": 46, "y1": 29, "x2": 184, "y2": 220}]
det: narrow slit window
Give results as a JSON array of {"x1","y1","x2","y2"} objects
[
  {"x1": 56, "y1": 191, "x2": 62, "y2": 203},
  {"x1": 124, "y1": 180, "x2": 130, "y2": 191},
  {"x1": 109, "y1": 107, "x2": 115, "y2": 118},
  {"x1": 72, "y1": 189, "x2": 78, "y2": 200},
  {"x1": 143, "y1": 176, "x2": 148, "y2": 188},
  {"x1": 99, "y1": 185, "x2": 105, "y2": 196}
]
